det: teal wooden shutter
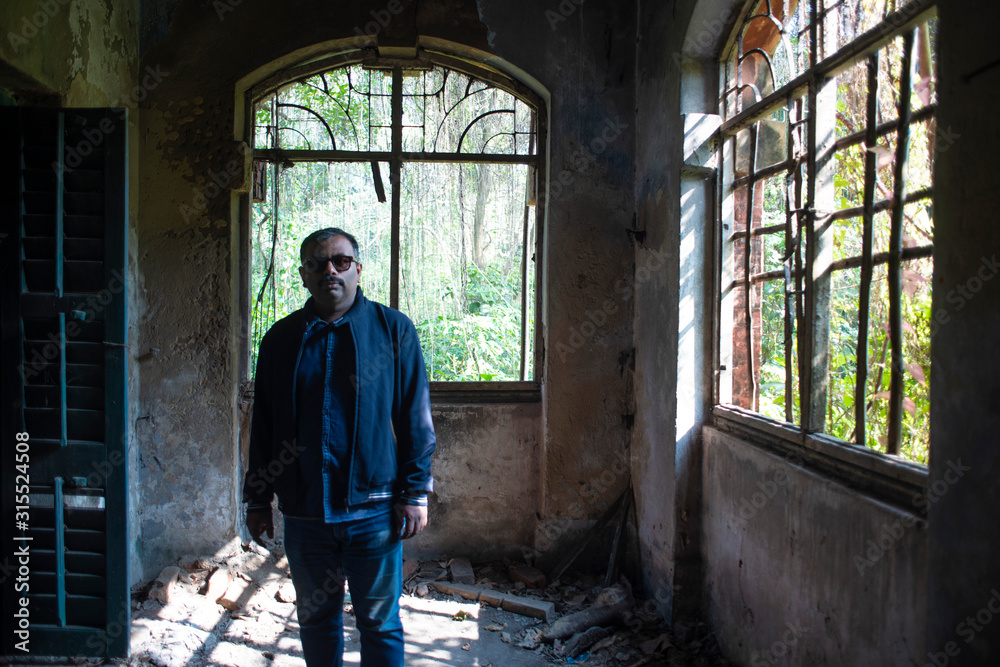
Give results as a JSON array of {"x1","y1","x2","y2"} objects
[{"x1": 1, "y1": 108, "x2": 129, "y2": 658}]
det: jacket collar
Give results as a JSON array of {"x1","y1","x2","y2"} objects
[{"x1": 302, "y1": 287, "x2": 368, "y2": 328}]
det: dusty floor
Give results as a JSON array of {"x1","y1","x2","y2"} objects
[{"x1": 2, "y1": 543, "x2": 729, "y2": 667}]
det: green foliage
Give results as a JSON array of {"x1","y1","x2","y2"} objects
[
  {"x1": 416, "y1": 263, "x2": 528, "y2": 381},
  {"x1": 249, "y1": 64, "x2": 536, "y2": 384}
]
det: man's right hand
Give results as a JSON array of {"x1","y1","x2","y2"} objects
[{"x1": 246, "y1": 506, "x2": 274, "y2": 547}]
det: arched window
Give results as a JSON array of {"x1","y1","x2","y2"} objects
[
  {"x1": 715, "y1": 0, "x2": 937, "y2": 463},
  {"x1": 246, "y1": 51, "x2": 543, "y2": 391}
]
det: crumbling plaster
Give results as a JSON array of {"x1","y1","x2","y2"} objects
[
  {"x1": 133, "y1": 0, "x2": 638, "y2": 581},
  {"x1": 2, "y1": 0, "x2": 139, "y2": 107}
]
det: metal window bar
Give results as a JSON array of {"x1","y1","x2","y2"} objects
[
  {"x1": 745, "y1": 125, "x2": 759, "y2": 410},
  {"x1": 720, "y1": 0, "x2": 936, "y2": 133},
  {"x1": 887, "y1": 29, "x2": 915, "y2": 455},
  {"x1": 731, "y1": 105, "x2": 935, "y2": 189},
  {"x1": 751, "y1": 243, "x2": 932, "y2": 284},
  {"x1": 800, "y1": 0, "x2": 820, "y2": 432},
  {"x1": 858, "y1": 53, "x2": 885, "y2": 449},
  {"x1": 783, "y1": 95, "x2": 802, "y2": 423}
]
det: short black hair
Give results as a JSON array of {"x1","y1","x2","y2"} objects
[{"x1": 299, "y1": 227, "x2": 361, "y2": 263}]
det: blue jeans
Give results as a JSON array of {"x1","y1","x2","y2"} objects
[{"x1": 284, "y1": 513, "x2": 404, "y2": 666}]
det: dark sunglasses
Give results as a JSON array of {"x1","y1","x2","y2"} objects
[{"x1": 303, "y1": 254, "x2": 358, "y2": 273}]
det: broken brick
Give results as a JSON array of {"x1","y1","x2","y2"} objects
[
  {"x1": 449, "y1": 557, "x2": 475, "y2": 585},
  {"x1": 149, "y1": 565, "x2": 182, "y2": 604},
  {"x1": 500, "y1": 595, "x2": 556, "y2": 621},
  {"x1": 478, "y1": 589, "x2": 506, "y2": 608},
  {"x1": 509, "y1": 562, "x2": 547, "y2": 588},
  {"x1": 429, "y1": 581, "x2": 480, "y2": 601},
  {"x1": 204, "y1": 567, "x2": 232, "y2": 602},
  {"x1": 218, "y1": 578, "x2": 254, "y2": 612}
]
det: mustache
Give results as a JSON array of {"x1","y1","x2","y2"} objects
[{"x1": 320, "y1": 276, "x2": 344, "y2": 286}]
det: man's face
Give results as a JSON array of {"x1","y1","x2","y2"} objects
[{"x1": 298, "y1": 235, "x2": 363, "y2": 317}]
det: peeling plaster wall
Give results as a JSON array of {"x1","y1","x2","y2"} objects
[
  {"x1": 1, "y1": 0, "x2": 139, "y2": 107},
  {"x1": 133, "y1": 0, "x2": 637, "y2": 581},
  {"x1": 420, "y1": 404, "x2": 541, "y2": 561},
  {"x1": 1, "y1": 0, "x2": 145, "y2": 586}
]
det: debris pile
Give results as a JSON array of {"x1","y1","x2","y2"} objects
[{"x1": 406, "y1": 556, "x2": 732, "y2": 666}]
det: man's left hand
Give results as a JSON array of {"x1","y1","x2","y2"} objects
[{"x1": 394, "y1": 503, "x2": 428, "y2": 540}]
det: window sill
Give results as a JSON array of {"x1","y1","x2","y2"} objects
[
  {"x1": 712, "y1": 404, "x2": 928, "y2": 509},
  {"x1": 430, "y1": 381, "x2": 541, "y2": 404}
]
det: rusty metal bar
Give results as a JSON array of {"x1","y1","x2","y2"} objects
[
  {"x1": 750, "y1": 244, "x2": 933, "y2": 284},
  {"x1": 824, "y1": 104, "x2": 936, "y2": 159},
  {"x1": 783, "y1": 95, "x2": 798, "y2": 423},
  {"x1": 800, "y1": 0, "x2": 820, "y2": 433},
  {"x1": 751, "y1": 222, "x2": 790, "y2": 238},
  {"x1": 856, "y1": 52, "x2": 881, "y2": 447},
  {"x1": 792, "y1": 98, "x2": 806, "y2": 423},
  {"x1": 745, "y1": 125, "x2": 759, "y2": 410},
  {"x1": 731, "y1": 106, "x2": 935, "y2": 190},
  {"x1": 887, "y1": 30, "x2": 915, "y2": 455},
  {"x1": 821, "y1": 187, "x2": 932, "y2": 223}
]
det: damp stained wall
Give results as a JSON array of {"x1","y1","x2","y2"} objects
[
  {"x1": 1, "y1": 0, "x2": 145, "y2": 586},
  {"x1": 132, "y1": 0, "x2": 637, "y2": 580}
]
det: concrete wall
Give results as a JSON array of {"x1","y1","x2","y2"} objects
[
  {"x1": 632, "y1": 0, "x2": 735, "y2": 620},
  {"x1": 1, "y1": 0, "x2": 145, "y2": 586},
  {"x1": 703, "y1": 427, "x2": 927, "y2": 664},
  {"x1": 130, "y1": 0, "x2": 637, "y2": 580},
  {"x1": 927, "y1": 1, "x2": 1000, "y2": 663},
  {"x1": 477, "y1": 0, "x2": 638, "y2": 570},
  {"x1": 423, "y1": 403, "x2": 541, "y2": 561}
]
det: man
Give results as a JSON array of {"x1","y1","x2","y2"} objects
[{"x1": 243, "y1": 227, "x2": 436, "y2": 666}]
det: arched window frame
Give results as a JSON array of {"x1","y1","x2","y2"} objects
[
  {"x1": 711, "y1": 0, "x2": 939, "y2": 471},
  {"x1": 238, "y1": 47, "x2": 547, "y2": 401}
]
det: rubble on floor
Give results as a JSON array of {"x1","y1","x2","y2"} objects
[{"x1": 2, "y1": 546, "x2": 729, "y2": 667}]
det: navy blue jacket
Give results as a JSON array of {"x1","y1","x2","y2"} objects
[{"x1": 243, "y1": 289, "x2": 436, "y2": 515}]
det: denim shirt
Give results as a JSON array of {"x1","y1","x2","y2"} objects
[
  {"x1": 295, "y1": 302, "x2": 391, "y2": 522},
  {"x1": 244, "y1": 289, "x2": 435, "y2": 516}
]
